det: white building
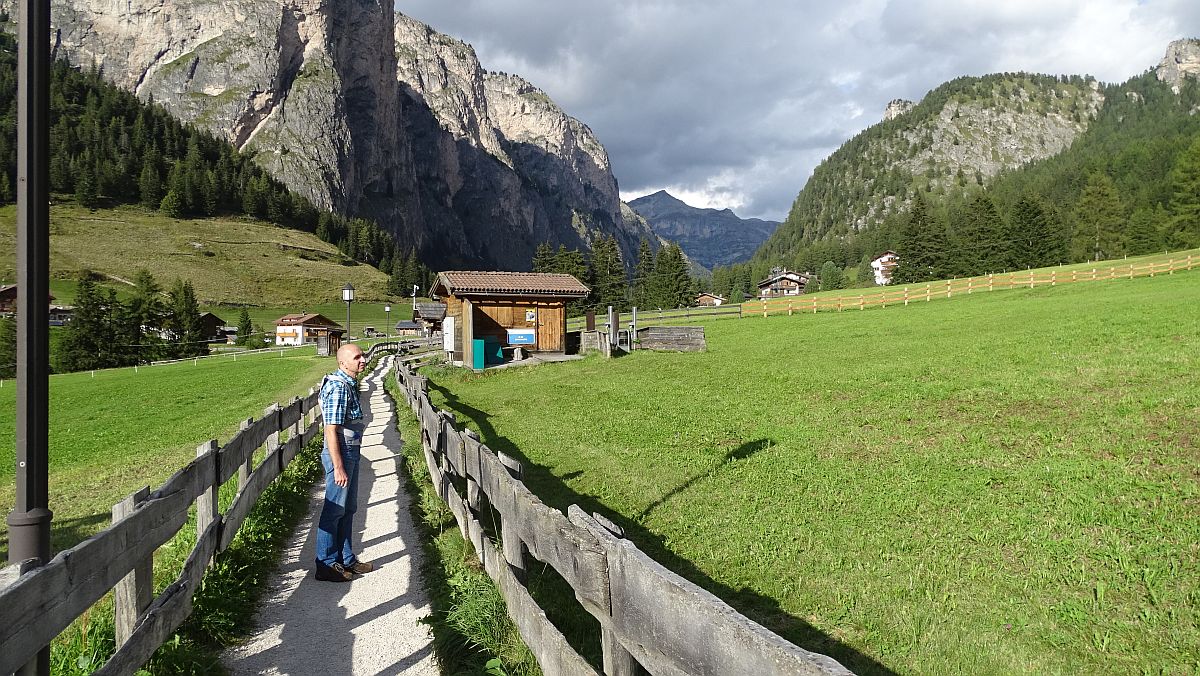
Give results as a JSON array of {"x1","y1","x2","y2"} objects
[
  {"x1": 274, "y1": 313, "x2": 345, "y2": 347},
  {"x1": 870, "y1": 251, "x2": 900, "y2": 285}
]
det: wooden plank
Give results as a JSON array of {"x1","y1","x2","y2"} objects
[
  {"x1": 303, "y1": 389, "x2": 321, "y2": 414},
  {"x1": 195, "y1": 441, "x2": 220, "y2": 569},
  {"x1": 604, "y1": 539, "x2": 851, "y2": 676},
  {"x1": 217, "y1": 419, "x2": 254, "y2": 486},
  {"x1": 301, "y1": 420, "x2": 320, "y2": 448},
  {"x1": 218, "y1": 448, "x2": 282, "y2": 552},
  {"x1": 112, "y1": 487, "x2": 153, "y2": 648},
  {"x1": 507, "y1": 484, "x2": 609, "y2": 610},
  {"x1": 491, "y1": 539, "x2": 600, "y2": 676},
  {"x1": 157, "y1": 446, "x2": 217, "y2": 505},
  {"x1": 0, "y1": 488, "x2": 190, "y2": 674},
  {"x1": 280, "y1": 433, "x2": 304, "y2": 467},
  {"x1": 94, "y1": 519, "x2": 221, "y2": 676},
  {"x1": 279, "y1": 396, "x2": 304, "y2": 431}
]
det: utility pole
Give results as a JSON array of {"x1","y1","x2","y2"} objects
[{"x1": 8, "y1": 2, "x2": 53, "y2": 675}]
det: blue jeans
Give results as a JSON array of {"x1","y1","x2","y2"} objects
[{"x1": 316, "y1": 429, "x2": 362, "y2": 568}]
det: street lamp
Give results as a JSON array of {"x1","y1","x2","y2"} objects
[
  {"x1": 342, "y1": 282, "x2": 355, "y2": 341},
  {"x1": 384, "y1": 304, "x2": 391, "y2": 338}
]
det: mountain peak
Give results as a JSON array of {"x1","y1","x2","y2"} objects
[{"x1": 1157, "y1": 38, "x2": 1200, "y2": 93}]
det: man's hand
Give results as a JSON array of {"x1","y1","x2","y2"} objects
[{"x1": 333, "y1": 466, "x2": 349, "y2": 487}]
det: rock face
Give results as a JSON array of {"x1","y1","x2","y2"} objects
[
  {"x1": 16, "y1": 0, "x2": 654, "y2": 270},
  {"x1": 884, "y1": 99, "x2": 915, "y2": 121},
  {"x1": 628, "y1": 191, "x2": 778, "y2": 270},
  {"x1": 1157, "y1": 38, "x2": 1200, "y2": 94}
]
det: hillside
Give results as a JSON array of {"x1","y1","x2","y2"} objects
[
  {"x1": 0, "y1": 203, "x2": 390, "y2": 307},
  {"x1": 628, "y1": 191, "x2": 778, "y2": 269}
]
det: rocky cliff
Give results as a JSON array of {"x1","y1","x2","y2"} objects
[
  {"x1": 13, "y1": 0, "x2": 653, "y2": 271},
  {"x1": 628, "y1": 191, "x2": 778, "y2": 269}
]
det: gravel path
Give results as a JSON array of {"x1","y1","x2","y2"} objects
[{"x1": 223, "y1": 356, "x2": 438, "y2": 675}]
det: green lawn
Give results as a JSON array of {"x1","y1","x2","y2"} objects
[
  {"x1": 417, "y1": 271, "x2": 1200, "y2": 674},
  {"x1": 0, "y1": 347, "x2": 336, "y2": 560}
]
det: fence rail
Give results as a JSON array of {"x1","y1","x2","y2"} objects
[
  {"x1": 0, "y1": 340, "x2": 417, "y2": 675},
  {"x1": 393, "y1": 363, "x2": 850, "y2": 676}
]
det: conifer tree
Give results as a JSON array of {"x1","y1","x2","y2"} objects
[
  {"x1": 1167, "y1": 135, "x2": 1200, "y2": 249},
  {"x1": 236, "y1": 308, "x2": 254, "y2": 347},
  {"x1": 955, "y1": 194, "x2": 1005, "y2": 275},
  {"x1": 1073, "y1": 173, "x2": 1124, "y2": 261},
  {"x1": 1126, "y1": 206, "x2": 1164, "y2": 255},
  {"x1": 531, "y1": 242, "x2": 556, "y2": 273},
  {"x1": 631, "y1": 239, "x2": 655, "y2": 309},
  {"x1": 819, "y1": 260, "x2": 843, "y2": 291},
  {"x1": 165, "y1": 279, "x2": 207, "y2": 358},
  {"x1": 587, "y1": 235, "x2": 627, "y2": 311}
]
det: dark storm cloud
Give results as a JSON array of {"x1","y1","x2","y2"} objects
[{"x1": 399, "y1": 1, "x2": 1199, "y2": 220}]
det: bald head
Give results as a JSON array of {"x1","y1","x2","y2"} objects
[{"x1": 337, "y1": 343, "x2": 366, "y2": 377}]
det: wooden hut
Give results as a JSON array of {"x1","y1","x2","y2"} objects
[{"x1": 432, "y1": 271, "x2": 589, "y2": 367}]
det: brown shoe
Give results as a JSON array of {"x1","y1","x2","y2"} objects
[
  {"x1": 347, "y1": 560, "x2": 374, "y2": 574},
  {"x1": 315, "y1": 562, "x2": 354, "y2": 582}
]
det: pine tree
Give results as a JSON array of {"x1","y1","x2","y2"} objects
[
  {"x1": 955, "y1": 194, "x2": 1005, "y2": 276},
  {"x1": 650, "y1": 244, "x2": 691, "y2": 308},
  {"x1": 74, "y1": 158, "x2": 99, "y2": 209},
  {"x1": 1166, "y1": 135, "x2": 1200, "y2": 249},
  {"x1": 165, "y1": 279, "x2": 206, "y2": 358},
  {"x1": 632, "y1": 239, "x2": 655, "y2": 309},
  {"x1": 55, "y1": 275, "x2": 108, "y2": 372},
  {"x1": 1073, "y1": 173, "x2": 1124, "y2": 261},
  {"x1": 892, "y1": 196, "x2": 948, "y2": 283},
  {"x1": 1126, "y1": 206, "x2": 1164, "y2": 255},
  {"x1": 1010, "y1": 196, "x2": 1059, "y2": 268},
  {"x1": 531, "y1": 242, "x2": 556, "y2": 273},
  {"x1": 236, "y1": 308, "x2": 254, "y2": 347},
  {"x1": 138, "y1": 160, "x2": 162, "y2": 209},
  {"x1": 160, "y1": 189, "x2": 184, "y2": 218},
  {"x1": 587, "y1": 235, "x2": 627, "y2": 311}
]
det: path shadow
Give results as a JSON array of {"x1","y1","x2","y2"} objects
[{"x1": 426, "y1": 380, "x2": 898, "y2": 675}]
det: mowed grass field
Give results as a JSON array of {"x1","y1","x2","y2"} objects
[
  {"x1": 0, "y1": 348, "x2": 336, "y2": 560},
  {"x1": 419, "y1": 270, "x2": 1200, "y2": 674}
]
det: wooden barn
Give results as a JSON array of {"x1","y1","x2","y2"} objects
[{"x1": 432, "y1": 271, "x2": 589, "y2": 367}]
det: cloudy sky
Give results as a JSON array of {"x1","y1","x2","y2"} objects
[{"x1": 399, "y1": 1, "x2": 1200, "y2": 221}]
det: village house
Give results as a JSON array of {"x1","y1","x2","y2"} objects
[
  {"x1": 197, "y1": 312, "x2": 227, "y2": 343},
  {"x1": 412, "y1": 301, "x2": 447, "y2": 335},
  {"x1": 871, "y1": 251, "x2": 900, "y2": 285},
  {"x1": 432, "y1": 271, "x2": 589, "y2": 369},
  {"x1": 48, "y1": 305, "x2": 74, "y2": 326},
  {"x1": 0, "y1": 284, "x2": 56, "y2": 316},
  {"x1": 696, "y1": 292, "x2": 726, "y2": 307},
  {"x1": 757, "y1": 267, "x2": 810, "y2": 298},
  {"x1": 274, "y1": 313, "x2": 345, "y2": 349},
  {"x1": 392, "y1": 320, "x2": 424, "y2": 337}
]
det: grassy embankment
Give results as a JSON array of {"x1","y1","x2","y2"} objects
[
  {"x1": 411, "y1": 268, "x2": 1200, "y2": 675},
  {"x1": 0, "y1": 202, "x2": 418, "y2": 336}
]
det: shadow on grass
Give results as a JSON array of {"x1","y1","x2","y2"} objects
[
  {"x1": 0, "y1": 511, "x2": 113, "y2": 563},
  {"x1": 427, "y1": 379, "x2": 898, "y2": 676}
]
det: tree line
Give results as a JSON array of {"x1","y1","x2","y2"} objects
[{"x1": 530, "y1": 237, "x2": 695, "y2": 314}]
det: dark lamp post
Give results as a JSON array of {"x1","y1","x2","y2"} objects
[{"x1": 342, "y1": 282, "x2": 354, "y2": 340}]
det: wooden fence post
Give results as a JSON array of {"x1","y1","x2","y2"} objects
[
  {"x1": 1072, "y1": 270, "x2": 1077, "y2": 283},
  {"x1": 988, "y1": 273, "x2": 993, "y2": 291},
  {"x1": 904, "y1": 287, "x2": 909, "y2": 306},
  {"x1": 238, "y1": 417, "x2": 254, "y2": 490},
  {"x1": 761, "y1": 301, "x2": 767, "y2": 318},
  {"x1": 498, "y1": 453, "x2": 528, "y2": 583},
  {"x1": 1129, "y1": 263, "x2": 1134, "y2": 279},
  {"x1": 946, "y1": 280, "x2": 951, "y2": 298},
  {"x1": 788, "y1": 302, "x2": 793, "y2": 316},
  {"x1": 196, "y1": 440, "x2": 219, "y2": 567},
  {"x1": 859, "y1": 295, "x2": 864, "y2": 310},
  {"x1": 603, "y1": 627, "x2": 644, "y2": 676},
  {"x1": 925, "y1": 284, "x2": 931, "y2": 302},
  {"x1": 264, "y1": 403, "x2": 282, "y2": 474},
  {"x1": 1028, "y1": 270, "x2": 1034, "y2": 289},
  {"x1": 967, "y1": 277, "x2": 973, "y2": 294},
  {"x1": 1051, "y1": 271, "x2": 1056, "y2": 286},
  {"x1": 1169, "y1": 259, "x2": 1174, "y2": 275},
  {"x1": 812, "y1": 297, "x2": 818, "y2": 313},
  {"x1": 112, "y1": 487, "x2": 153, "y2": 648}
]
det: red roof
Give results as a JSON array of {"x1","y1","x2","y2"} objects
[{"x1": 433, "y1": 271, "x2": 590, "y2": 298}]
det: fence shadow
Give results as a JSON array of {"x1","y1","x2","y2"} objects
[{"x1": 426, "y1": 380, "x2": 898, "y2": 676}]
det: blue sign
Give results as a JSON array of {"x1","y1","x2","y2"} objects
[{"x1": 507, "y1": 329, "x2": 536, "y2": 345}]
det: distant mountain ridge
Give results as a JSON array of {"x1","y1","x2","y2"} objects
[{"x1": 628, "y1": 191, "x2": 778, "y2": 269}]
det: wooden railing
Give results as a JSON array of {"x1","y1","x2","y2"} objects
[
  {"x1": 393, "y1": 363, "x2": 850, "y2": 676},
  {"x1": 744, "y1": 255, "x2": 1196, "y2": 318},
  {"x1": 0, "y1": 340, "x2": 433, "y2": 675},
  {"x1": 567, "y1": 304, "x2": 742, "y2": 332}
]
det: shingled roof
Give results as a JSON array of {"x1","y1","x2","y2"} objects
[{"x1": 432, "y1": 271, "x2": 590, "y2": 298}]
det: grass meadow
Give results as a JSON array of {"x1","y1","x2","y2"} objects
[
  {"x1": 0, "y1": 346, "x2": 337, "y2": 560},
  {"x1": 415, "y1": 270, "x2": 1200, "y2": 674}
]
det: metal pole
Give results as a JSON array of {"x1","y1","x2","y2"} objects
[
  {"x1": 345, "y1": 300, "x2": 351, "y2": 340},
  {"x1": 8, "y1": 2, "x2": 53, "y2": 675}
]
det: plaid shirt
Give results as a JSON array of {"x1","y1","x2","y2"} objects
[{"x1": 320, "y1": 369, "x2": 363, "y2": 426}]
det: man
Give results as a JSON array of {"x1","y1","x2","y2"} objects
[{"x1": 314, "y1": 342, "x2": 375, "y2": 582}]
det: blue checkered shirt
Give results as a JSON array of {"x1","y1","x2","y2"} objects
[{"x1": 320, "y1": 369, "x2": 363, "y2": 426}]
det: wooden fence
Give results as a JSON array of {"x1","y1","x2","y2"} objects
[
  {"x1": 0, "y1": 340, "x2": 431, "y2": 676},
  {"x1": 567, "y1": 254, "x2": 1197, "y2": 330},
  {"x1": 742, "y1": 255, "x2": 1197, "y2": 318},
  {"x1": 393, "y1": 363, "x2": 851, "y2": 676}
]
